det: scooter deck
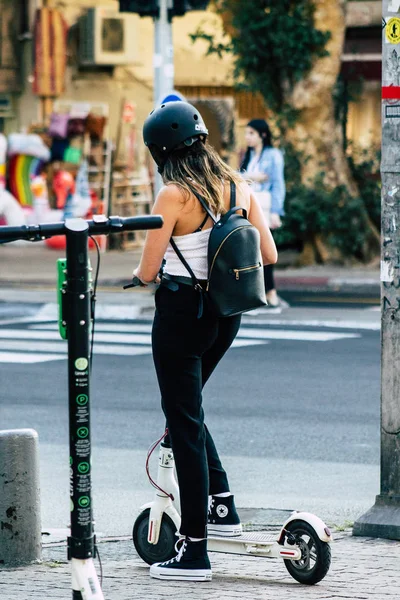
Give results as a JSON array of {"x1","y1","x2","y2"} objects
[
  {"x1": 207, "y1": 531, "x2": 301, "y2": 559},
  {"x1": 209, "y1": 531, "x2": 278, "y2": 543}
]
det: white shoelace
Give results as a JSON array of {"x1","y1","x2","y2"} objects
[
  {"x1": 160, "y1": 538, "x2": 187, "y2": 566},
  {"x1": 208, "y1": 497, "x2": 215, "y2": 515}
]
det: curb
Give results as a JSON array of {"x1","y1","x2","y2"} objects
[
  {"x1": 274, "y1": 275, "x2": 380, "y2": 296},
  {"x1": 0, "y1": 276, "x2": 381, "y2": 295}
]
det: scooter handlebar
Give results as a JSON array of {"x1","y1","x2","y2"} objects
[
  {"x1": 0, "y1": 215, "x2": 164, "y2": 244},
  {"x1": 123, "y1": 276, "x2": 146, "y2": 290}
]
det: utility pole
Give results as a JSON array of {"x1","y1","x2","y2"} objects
[
  {"x1": 153, "y1": 0, "x2": 174, "y2": 195},
  {"x1": 119, "y1": 1, "x2": 209, "y2": 194},
  {"x1": 154, "y1": 0, "x2": 174, "y2": 107},
  {"x1": 353, "y1": 0, "x2": 400, "y2": 539}
]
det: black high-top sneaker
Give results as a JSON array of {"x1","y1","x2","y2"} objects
[
  {"x1": 207, "y1": 494, "x2": 243, "y2": 537},
  {"x1": 150, "y1": 538, "x2": 212, "y2": 582}
]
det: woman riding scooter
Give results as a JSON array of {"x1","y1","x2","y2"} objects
[{"x1": 132, "y1": 101, "x2": 277, "y2": 582}]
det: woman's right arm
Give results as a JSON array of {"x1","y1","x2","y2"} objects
[{"x1": 247, "y1": 189, "x2": 278, "y2": 265}]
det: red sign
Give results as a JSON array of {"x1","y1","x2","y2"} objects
[{"x1": 382, "y1": 86, "x2": 400, "y2": 100}]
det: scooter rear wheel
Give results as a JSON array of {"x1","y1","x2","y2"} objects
[
  {"x1": 132, "y1": 508, "x2": 177, "y2": 565},
  {"x1": 283, "y1": 520, "x2": 331, "y2": 585}
]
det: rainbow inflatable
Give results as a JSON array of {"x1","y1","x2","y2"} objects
[{"x1": 8, "y1": 155, "x2": 45, "y2": 208}]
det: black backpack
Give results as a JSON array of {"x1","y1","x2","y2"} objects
[{"x1": 170, "y1": 182, "x2": 267, "y2": 317}]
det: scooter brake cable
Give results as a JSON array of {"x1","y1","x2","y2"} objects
[{"x1": 145, "y1": 429, "x2": 174, "y2": 500}]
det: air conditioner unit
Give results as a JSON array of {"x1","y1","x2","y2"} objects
[{"x1": 79, "y1": 7, "x2": 138, "y2": 66}]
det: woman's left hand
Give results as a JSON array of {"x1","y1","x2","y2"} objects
[
  {"x1": 269, "y1": 213, "x2": 282, "y2": 229},
  {"x1": 132, "y1": 267, "x2": 149, "y2": 287}
]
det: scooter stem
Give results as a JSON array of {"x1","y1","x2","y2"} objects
[
  {"x1": 147, "y1": 445, "x2": 181, "y2": 545},
  {"x1": 157, "y1": 444, "x2": 180, "y2": 510}
]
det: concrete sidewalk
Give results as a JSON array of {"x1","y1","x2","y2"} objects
[
  {"x1": 0, "y1": 242, "x2": 380, "y2": 295},
  {"x1": 1, "y1": 530, "x2": 399, "y2": 599}
]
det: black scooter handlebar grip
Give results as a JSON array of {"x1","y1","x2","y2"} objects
[{"x1": 123, "y1": 276, "x2": 145, "y2": 290}]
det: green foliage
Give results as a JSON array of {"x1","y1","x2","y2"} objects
[
  {"x1": 192, "y1": 1, "x2": 330, "y2": 126},
  {"x1": 275, "y1": 178, "x2": 367, "y2": 260},
  {"x1": 274, "y1": 143, "x2": 381, "y2": 261},
  {"x1": 348, "y1": 145, "x2": 381, "y2": 231}
]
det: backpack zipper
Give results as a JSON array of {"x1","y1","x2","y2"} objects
[
  {"x1": 206, "y1": 226, "x2": 251, "y2": 291},
  {"x1": 233, "y1": 262, "x2": 261, "y2": 280}
]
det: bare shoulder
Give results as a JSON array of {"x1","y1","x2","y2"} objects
[
  {"x1": 156, "y1": 184, "x2": 184, "y2": 204},
  {"x1": 154, "y1": 184, "x2": 186, "y2": 214},
  {"x1": 235, "y1": 179, "x2": 251, "y2": 210}
]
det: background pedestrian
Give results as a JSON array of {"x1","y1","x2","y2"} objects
[{"x1": 241, "y1": 119, "x2": 285, "y2": 307}]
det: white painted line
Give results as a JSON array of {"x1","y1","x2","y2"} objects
[
  {"x1": 231, "y1": 340, "x2": 267, "y2": 348},
  {"x1": 242, "y1": 317, "x2": 380, "y2": 331},
  {"x1": 0, "y1": 340, "x2": 152, "y2": 356},
  {"x1": 0, "y1": 316, "x2": 49, "y2": 327},
  {"x1": 236, "y1": 329, "x2": 360, "y2": 341},
  {"x1": 0, "y1": 329, "x2": 152, "y2": 345},
  {"x1": 32, "y1": 319, "x2": 375, "y2": 337},
  {"x1": 33, "y1": 302, "x2": 143, "y2": 322},
  {"x1": 0, "y1": 352, "x2": 66, "y2": 363},
  {"x1": 31, "y1": 322, "x2": 154, "y2": 333}
]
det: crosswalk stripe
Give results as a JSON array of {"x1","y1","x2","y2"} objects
[
  {"x1": 0, "y1": 340, "x2": 153, "y2": 356},
  {"x1": 31, "y1": 323, "x2": 153, "y2": 333},
  {"x1": 0, "y1": 329, "x2": 267, "y2": 363},
  {"x1": 0, "y1": 352, "x2": 66, "y2": 364},
  {"x1": 0, "y1": 319, "x2": 361, "y2": 364},
  {"x1": 29, "y1": 322, "x2": 362, "y2": 341},
  {"x1": 0, "y1": 329, "x2": 152, "y2": 345},
  {"x1": 237, "y1": 330, "x2": 360, "y2": 342},
  {"x1": 242, "y1": 317, "x2": 380, "y2": 331}
]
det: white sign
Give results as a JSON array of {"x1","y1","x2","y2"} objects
[{"x1": 389, "y1": 0, "x2": 400, "y2": 12}]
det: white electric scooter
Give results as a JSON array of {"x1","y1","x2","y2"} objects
[{"x1": 132, "y1": 434, "x2": 333, "y2": 585}]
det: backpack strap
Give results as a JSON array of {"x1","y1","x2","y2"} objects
[
  {"x1": 193, "y1": 182, "x2": 236, "y2": 215},
  {"x1": 168, "y1": 185, "x2": 211, "y2": 286},
  {"x1": 191, "y1": 190, "x2": 217, "y2": 224},
  {"x1": 230, "y1": 181, "x2": 236, "y2": 209},
  {"x1": 168, "y1": 238, "x2": 204, "y2": 318},
  {"x1": 193, "y1": 212, "x2": 209, "y2": 233}
]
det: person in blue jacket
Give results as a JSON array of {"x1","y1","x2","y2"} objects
[{"x1": 241, "y1": 119, "x2": 285, "y2": 307}]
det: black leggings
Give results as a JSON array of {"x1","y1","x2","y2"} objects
[
  {"x1": 264, "y1": 264, "x2": 275, "y2": 293},
  {"x1": 152, "y1": 283, "x2": 241, "y2": 538}
]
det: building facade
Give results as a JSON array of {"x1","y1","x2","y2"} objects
[{"x1": 0, "y1": 1, "x2": 382, "y2": 161}]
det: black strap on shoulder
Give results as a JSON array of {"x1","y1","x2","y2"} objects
[
  {"x1": 193, "y1": 182, "x2": 236, "y2": 215},
  {"x1": 230, "y1": 181, "x2": 236, "y2": 209},
  {"x1": 191, "y1": 190, "x2": 217, "y2": 224},
  {"x1": 169, "y1": 238, "x2": 204, "y2": 318},
  {"x1": 168, "y1": 184, "x2": 212, "y2": 283},
  {"x1": 169, "y1": 238, "x2": 198, "y2": 285},
  {"x1": 193, "y1": 212, "x2": 209, "y2": 233}
]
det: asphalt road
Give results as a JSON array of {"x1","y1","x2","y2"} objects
[{"x1": 0, "y1": 297, "x2": 381, "y2": 538}]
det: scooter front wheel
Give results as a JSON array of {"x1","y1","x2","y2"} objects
[
  {"x1": 283, "y1": 520, "x2": 331, "y2": 585},
  {"x1": 132, "y1": 508, "x2": 177, "y2": 565}
]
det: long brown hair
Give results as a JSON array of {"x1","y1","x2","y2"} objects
[{"x1": 162, "y1": 140, "x2": 243, "y2": 214}]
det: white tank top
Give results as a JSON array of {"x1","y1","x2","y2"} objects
[{"x1": 164, "y1": 227, "x2": 212, "y2": 280}]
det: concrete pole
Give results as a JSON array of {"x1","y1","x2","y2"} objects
[
  {"x1": 0, "y1": 429, "x2": 41, "y2": 565},
  {"x1": 353, "y1": 0, "x2": 400, "y2": 539},
  {"x1": 153, "y1": 0, "x2": 174, "y2": 196}
]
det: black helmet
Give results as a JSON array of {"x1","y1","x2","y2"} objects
[{"x1": 143, "y1": 101, "x2": 208, "y2": 172}]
